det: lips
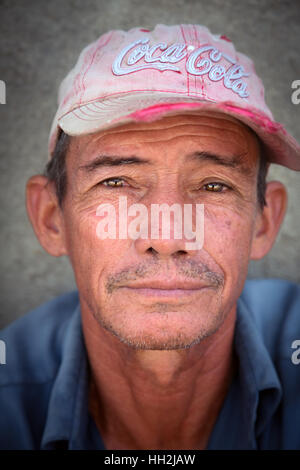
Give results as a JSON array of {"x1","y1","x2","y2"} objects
[
  {"x1": 116, "y1": 278, "x2": 214, "y2": 299},
  {"x1": 121, "y1": 279, "x2": 209, "y2": 290}
]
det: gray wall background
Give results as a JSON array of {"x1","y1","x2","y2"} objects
[{"x1": 0, "y1": 0, "x2": 299, "y2": 328}]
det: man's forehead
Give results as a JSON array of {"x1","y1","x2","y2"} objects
[{"x1": 68, "y1": 111, "x2": 259, "y2": 159}]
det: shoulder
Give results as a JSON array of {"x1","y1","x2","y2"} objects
[
  {"x1": 0, "y1": 290, "x2": 80, "y2": 386},
  {"x1": 0, "y1": 291, "x2": 80, "y2": 449},
  {"x1": 240, "y1": 279, "x2": 300, "y2": 359},
  {"x1": 240, "y1": 279, "x2": 300, "y2": 449}
]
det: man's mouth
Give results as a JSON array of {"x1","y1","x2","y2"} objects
[{"x1": 117, "y1": 279, "x2": 215, "y2": 299}]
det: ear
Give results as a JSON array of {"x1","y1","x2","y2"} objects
[
  {"x1": 250, "y1": 181, "x2": 287, "y2": 260},
  {"x1": 26, "y1": 175, "x2": 68, "y2": 257}
]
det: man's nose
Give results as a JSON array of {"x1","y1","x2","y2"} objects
[
  {"x1": 133, "y1": 186, "x2": 197, "y2": 258},
  {"x1": 135, "y1": 236, "x2": 189, "y2": 258}
]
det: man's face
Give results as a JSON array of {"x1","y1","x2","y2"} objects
[{"x1": 61, "y1": 112, "x2": 261, "y2": 350}]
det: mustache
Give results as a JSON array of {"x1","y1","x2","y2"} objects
[{"x1": 106, "y1": 259, "x2": 224, "y2": 293}]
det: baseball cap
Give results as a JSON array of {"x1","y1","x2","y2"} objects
[{"x1": 48, "y1": 24, "x2": 300, "y2": 170}]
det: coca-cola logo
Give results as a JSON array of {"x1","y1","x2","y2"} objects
[{"x1": 112, "y1": 38, "x2": 250, "y2": 99}]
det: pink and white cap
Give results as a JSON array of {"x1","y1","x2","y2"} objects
[{"x1": 48, "y1": 24, "x2": 300, "y2": 170}]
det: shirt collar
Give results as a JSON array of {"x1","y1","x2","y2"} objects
[{"x1": 41, "y1": 293, "x2": 282, "y2": 450}]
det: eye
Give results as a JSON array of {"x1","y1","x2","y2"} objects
[
  {"x1": 101, "y1": 177, "x2": 127, "y2": 188},
  {"x1": 203, "y1": 182, "x2": 230, "y2": 192}
]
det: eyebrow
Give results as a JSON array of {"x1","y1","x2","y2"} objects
[
  {"x1": 78, "y1": 155, "x2": 151, "y2": 173},
  {"x1": 187, "y1": 151, "x2": 253, "y2": 176}
]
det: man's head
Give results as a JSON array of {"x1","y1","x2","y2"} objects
[
  {"x1": 26, "y1": 24, "x2": 299, "y2": 350},
  {"x1": 26, "y1": 111, "x2": 287, "y2": 350}
]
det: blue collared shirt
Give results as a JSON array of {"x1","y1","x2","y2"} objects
[{"x1": 0, "y1": 279, "x2": 300, "y2": 450}]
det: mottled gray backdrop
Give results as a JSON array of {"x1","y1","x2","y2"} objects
[{"x1": 0, "y1": 0, "x2": 299, "y2": 328}]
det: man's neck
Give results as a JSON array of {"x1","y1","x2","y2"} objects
[{"x1": 82, "y1": 306, "x2": 237, "y2": 450}]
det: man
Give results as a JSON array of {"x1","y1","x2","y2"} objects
[{"x1": 0, "y1": 24, "x2": 300, "y2": 450}]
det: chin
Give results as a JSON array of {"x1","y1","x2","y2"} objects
[{"x1": 95, "y1": 307, "x2": 225, "y2": 351}]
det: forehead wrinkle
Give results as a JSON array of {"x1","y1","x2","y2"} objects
[
  {"x1": 72, "y1": 110, "x2": 254, "y2": 147},
  {"x1": 80, "y1": 115, "x2": 252, "y2": 146},
  {"x1": 69, "y1": 114, "x2": 260, "y2": 177},
  {"x1": 91, "y1": 111, "x2": 249, "y2": 135}
]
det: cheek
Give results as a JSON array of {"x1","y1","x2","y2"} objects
[
  {"x1": 203, "y1": 205, "x2": 255, "y2": 280},
  {"x1": 63, "y1": 205, "x2": 139, "y2": 300}
]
